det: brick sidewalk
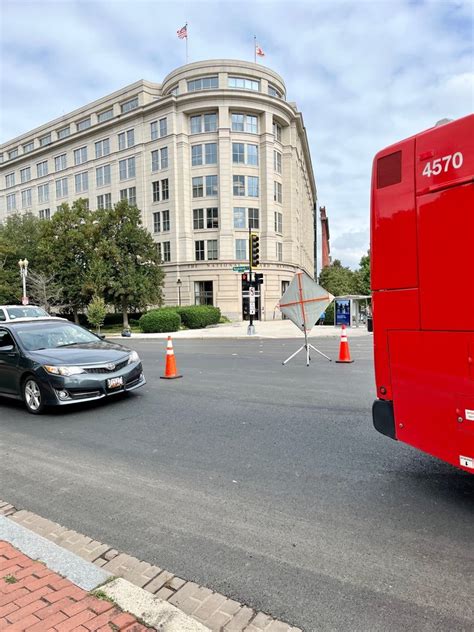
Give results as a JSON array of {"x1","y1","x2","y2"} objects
[{"x1": 0, "y1": 540, "x2": 152, "y2": 632}]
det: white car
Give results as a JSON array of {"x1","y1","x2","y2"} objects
[{"x1": 0, "y1": 305, "x2": 53, "y2": 323}]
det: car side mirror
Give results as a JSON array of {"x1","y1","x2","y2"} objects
[{"x1": 0, "y1": 345, "x2": 15, "y2": 353}]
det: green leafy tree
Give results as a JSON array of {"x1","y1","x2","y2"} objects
[
  {"x1": 38, "y1": 200, "x2": 96, "y2": 321},
  {"x1": 319, "y1": 259, "x2": 357, "y2": 297},
  {"x1": 354, "y1": 251, "x2": 371, "y2": 295},
  {"x1": 87, "y1": 296, "x2": 107, "y2": 333},
  {"x1": 96, "y1": 200, "x2": 165, "y2": 328}
]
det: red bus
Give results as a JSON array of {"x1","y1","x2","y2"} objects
[{"x1": 370, "y1": 114, "x2": 474, "y2": 472}]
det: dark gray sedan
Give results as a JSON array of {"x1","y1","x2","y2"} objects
[{"x1": 0, "y1": 319, "x2": 146, "y2": 414}]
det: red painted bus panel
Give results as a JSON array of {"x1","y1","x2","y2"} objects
[
  {"x1": 370, "y1": 139, "x2": 418, "y2": 291},
  {"x1": 417, "y1": 182, "x2": 474, "y2": 331}
]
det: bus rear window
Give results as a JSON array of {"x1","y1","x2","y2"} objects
[{"x1": 377, "y1": 151, "x2": 402, "y2": 188}]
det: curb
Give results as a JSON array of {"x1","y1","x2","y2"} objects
[
  {"x1": 0, "y1": 500, "x2": 302, "y2": 632},
  {"x1": 0, "y1": 515, "x2": 208, "y2": 632}
]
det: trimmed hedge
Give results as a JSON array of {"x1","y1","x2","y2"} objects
[
  {"x1": 175, "y1": 305, "x2": 221, "y2": 329},
  {"x1": 139, "y1": 309, "x2": 181, "y2": 333},
  {"x1": 61, "y1": 312, "x2": 144, "y2": 327}
]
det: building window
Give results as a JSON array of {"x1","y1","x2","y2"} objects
[
  {"x1": 248, "y1": 176, "x2": 259, "y2": 197},
  {"x1": 191, "y1": 145, "x2": 202, "y2": 166},
  {"x1": 274, "y1": 181, "x2": 282, "y2": 203},
  {"x1": 97, "y1": 193, "x2": 112, "y2": 209},
  {"x1": 228, "y1": 76, "x2": 260, "y2": 91},
  {"x1": 153, "y1": 211, "x2": 161, "y2": 233},
  {"x1": 233, "y1": 207, "x2": 246, "y2": 229},
  {"x1": 274, "y1": 150, "x2": 282, "y2": 173},
  {"x1": 8, "y1": 148, "x2": 18, "y2": 159},
  {"x1": 273, "y1": 122, "x2": 282, "y2": 142},
  {"x1": 194, "y1": 281, "x2": 213, "y2": 305},
  {"x1": 120, "y1": 187, "x2": 136, "y2": 205},
  {"x1": 21, "y1": 188, "x2": 32, "y2": 208},
  {"x1": 74, "y1": 146, "x2": 88, "y2": 165},
  {"x1": 23, "y1": 141, "x2": 34, "y2": 153},
  {"x1": 162, "y1": 210, "x2": 170, "y2": 231},
  {"x1": 121, "y1": 97, "x2": 138, "y2": 114},
  {"x1": 192, "y1": 143, "x2": 217, "y2": 166},
  {"x1": 119, "y1": 157, "x2": 135, "y2": 180},
  {"x1": 268, "y1": 84, "x2": 282, "y2": 98},
  {"x1": 207, "y1": 239, "x2": 218, "y2": 260},
  {"x1": 192, "y1": 175, "x2": 218, "y2": 198},
  {"x1": 188, "y1": 76, "x2": 218, "y2": 92},
  {"x1": 39, "y1": 134, "x2": 52, "y2": 147},
  {"x1": 95, "y1": 138, "x2": 110, "y2": 159},
  {"x1": 233, "y1": 175, "x2": 245, "y2": 196},
  {"x1": 195, "y1": 240, "x2": 205, "y2": 261},
  {"x1": 0, "y1": 154, "x2": 3, "y2": 164},
  {"x1": 98, "y1": 108, "x2": 113, "y2": 123},
  {"x1": 248, "y1": 208, "x2": 259, "y2": 229},
  {"x1": 235, "y1": 239, "x2": 247, "y2": 260},
  {"x1": 37, "y1": 161, "x2": 48, "y2": 178},
  {"x1": 162, "y1": 241, "x2": 171, "y2": 262},
  {"x1": 152, "y1": 179, "x2": 169, "y2": 202},
  {"x1": 206, "y1": 207, "x2": 218, "y2": 228},
  {"x1": 206, "y1": 175, "x2": 218, "y2": 196},
  {"x1": 151, "y1": 147, "x2": 169, "y2": 171},
  {"x1": 55, "y1": 153, "x2": 67, "y2": 171},
  {"x1": 233, "y1": 175, "x2": 259, "y2": 197},
  {"x1": 159, "y1": 117, "x2": 168, "y2": 137},
  {"x1": 5, "y1": 173, "x2": 15, "y2": 188},
  {"x1": 96, "y1": 164, "x2": 111, "y2": 187},
  {"x1": 232, "y1": 143, "x2": 245, "y2": 164},
  {"x1": 6, "y1": 193, "x2": 16, "y2": 212},
  {"x1": 276, "y1": 242, "x2": 283, "y2": 261},
  {"x1": 232, "y1": 143, "x2": 258, "y2": 165},
  {"x1": 77, "y1": 117, "x2": 91, "y2": 131},
  {"x1": 20, "y1": 167, "x2": 31, "y2": 183},
  {"x1": 274, "y1": 211, "x2": 282, "y2": 233},
  {"x1": 38, "y1": 183, "x2": 49, "y2": 204},
  {"x1": 58, "y1": 126, "x2": 70, "y2": 139},
  {"x1": 75, "y1": 172, "x2": 88, "y2": 193},
  {"x1": 231, "y1": 113, "x2": 258, "y2": 134},
  {"x1": 39, "y1": 208, "x2": 51, "y2": 220},
  {"x1": 153, "y1": 210, "x2": 170, "y2": 233},
  {"x1": 150, "y1": 117, "x2": 168, "y2": 140},
  {"x1": 193, "y1": 208, "x2": 204, "y2": 230},
  {"x1": 56, "y1": 177, "x2": 68, "y2": 198},
  {"x1": 190, "y1": 113, "x2": 218, "y2": 134},
  {"x1": 118, "y1": 129, "x2": 135, "y2": 150}
]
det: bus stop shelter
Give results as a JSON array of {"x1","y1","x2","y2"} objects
[{"x1": 334, "y1": 295, "x2": 371, "y2": 328}]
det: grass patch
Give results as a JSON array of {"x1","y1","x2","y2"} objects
[
  {"x1": 3, "y1": 575, "x2": 18, "y2": 584},
  {"x1": 92, "y1": 589, "x2": 116, "y2": 603}
]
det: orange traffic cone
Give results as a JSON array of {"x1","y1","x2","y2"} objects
[
  {"x1": 160, "y1": 336, "x2": 183, "y2": 379},
  {"x1": 336, "y1": 325, "x2": 354, "y2": 363}
]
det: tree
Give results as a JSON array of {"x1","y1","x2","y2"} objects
[
  {"x1": 354, "y1": 251, "x2": 371, "y2": 295},
  {"x1": 38, "y1": 200, "x2": 96, "y2": 321},
  {"x1": 318, "y1": 259, "x2": 357, "y2": 297},
  {"x1": 87, "y1": 296, "x2": 107, "y2": 333},
  {"x1": 26, "y1": 271, "x2": 63, "y2": 313},
  {"x1": 96, "y1": 200, "x2": 165, "y2": 328}
]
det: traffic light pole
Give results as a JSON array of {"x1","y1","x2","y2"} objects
[{"x1": 247, "y1": 227, "x2": 255, "y2": 336}]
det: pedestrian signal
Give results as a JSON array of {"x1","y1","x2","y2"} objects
[{"x1": 250, "y1": 234, "x2": 260, "y2": 267}]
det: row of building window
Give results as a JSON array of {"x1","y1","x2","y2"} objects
[
  {"x1": 157, "y1": 240, "x2": 283, "y2": 264},
  {"x1": 3, "y1": 97, "x2": 141, "y2": 163},
  {"x1": 185, "y1": 75, "x2": 283, "y2": 98}
]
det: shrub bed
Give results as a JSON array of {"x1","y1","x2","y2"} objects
[
  {"x1": 139, "y1": 309, "x2": 181, "y2": 333},
  {"x1": 175, "y1": 305, "x2": 221, "y2": 329}
]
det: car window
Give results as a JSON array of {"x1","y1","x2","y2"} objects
[
  {"x1": 15, "y1": 323, "x2": 99, "y2": 351},
  {"x1": 6, "y1": 306, "x2": 49, "y2": 319},
  {"x1": 0, "y1": 330, "x2": 15, "y2": 349},
  {"x1": 0, "y1": 309, "x2": 5, "y2": 322}
]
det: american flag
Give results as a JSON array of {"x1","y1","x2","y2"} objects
[
  {"x1": 177, "y1": 24, "x2": 187, "y2": 39},
  {"x1": 255, "y1": 44, "x2": 265, "y2": 57}
]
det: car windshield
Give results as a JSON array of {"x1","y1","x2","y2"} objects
[
  {"x1": 6, "y1": 306, "x2": 49, "y2": 319},
  {"x1": 15, "y1": 323, "x2": 99, "y2": 351}
]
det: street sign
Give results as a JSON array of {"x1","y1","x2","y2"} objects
[
  {"x1": 233, "y1": 265, "x2": 249, "y2": 272},
  {"x1": 249, "y1": 286, "x2": 256, "y2": 315}
]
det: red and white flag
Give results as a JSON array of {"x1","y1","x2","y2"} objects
[
  {"x1": 255, "y1": 44, "x2": 265, "y2": 57},
  {"x1": 177, "y1": 24, "x2": 187, "y2": 39}
]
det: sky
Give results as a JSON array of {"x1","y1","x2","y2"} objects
[{"x1": 1, "y1": 0, "x2": 473, "y2": 269}]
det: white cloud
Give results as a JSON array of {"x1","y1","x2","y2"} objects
[{"x1": 1, "y1": 0, "x2": 472, "y2": 268}]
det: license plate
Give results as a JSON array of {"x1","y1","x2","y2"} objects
[{"x1": 107, "y1": 376, "x2": 124, "y2": 389}]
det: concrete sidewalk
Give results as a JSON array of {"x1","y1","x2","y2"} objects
[{"x1": 112, "y1": 320, "x2": 371, "y2": 340}]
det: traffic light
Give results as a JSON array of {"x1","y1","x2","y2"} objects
[
  {"x1": 250, "y1": 234, "x2": 260, "y2": 267},
  {"x1": 241, "y1": 273, "x2": 250, "y2": 291},
  {"x1": 255, "y1": 273, "x2": 264, "y2": 285}
]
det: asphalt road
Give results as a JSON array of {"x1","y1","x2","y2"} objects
[{"x1": 0, "y1": 336, "x2": 472, "y2": 632}]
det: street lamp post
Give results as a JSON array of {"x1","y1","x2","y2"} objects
[
  {"x1": 177, "y1": 278, "x2": 182, "y2": 306},
  {"x1": 18, "y1": 259, "x2": 29, "y2": 305}
]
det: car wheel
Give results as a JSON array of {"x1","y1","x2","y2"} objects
[{"x1": 23, "y1": 377, "x2": 45, "y2": 414}]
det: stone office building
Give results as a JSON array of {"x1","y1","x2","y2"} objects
[{"x1": 0, "y1": 59, "x2": 317, "y2": 320}]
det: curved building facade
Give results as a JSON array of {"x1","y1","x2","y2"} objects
[{"x1": 0, "y1": 60, "x2": 317, "y2": 320}]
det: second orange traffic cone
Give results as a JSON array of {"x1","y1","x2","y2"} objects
[
  {"x1": 336, "y1": 325, "x2": 354, "y2": 363},
  {"x1": 160, "y1": 336, "x2": 183, "y2": 379}
]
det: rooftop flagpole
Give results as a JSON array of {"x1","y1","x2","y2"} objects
[
  {"x1": 254, "y1": 35, "x2": 257, "y2": 63},
  {"x1": 186, "y1": 21, "x2": 189, "y2": 64}
]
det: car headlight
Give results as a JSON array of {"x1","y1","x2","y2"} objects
[
  {"x1": 43, "y1": 365, "x2": 85, "y2": 376},
  {"x1": 128, "y1": 351, "x2": 140, "y2": 364}
]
